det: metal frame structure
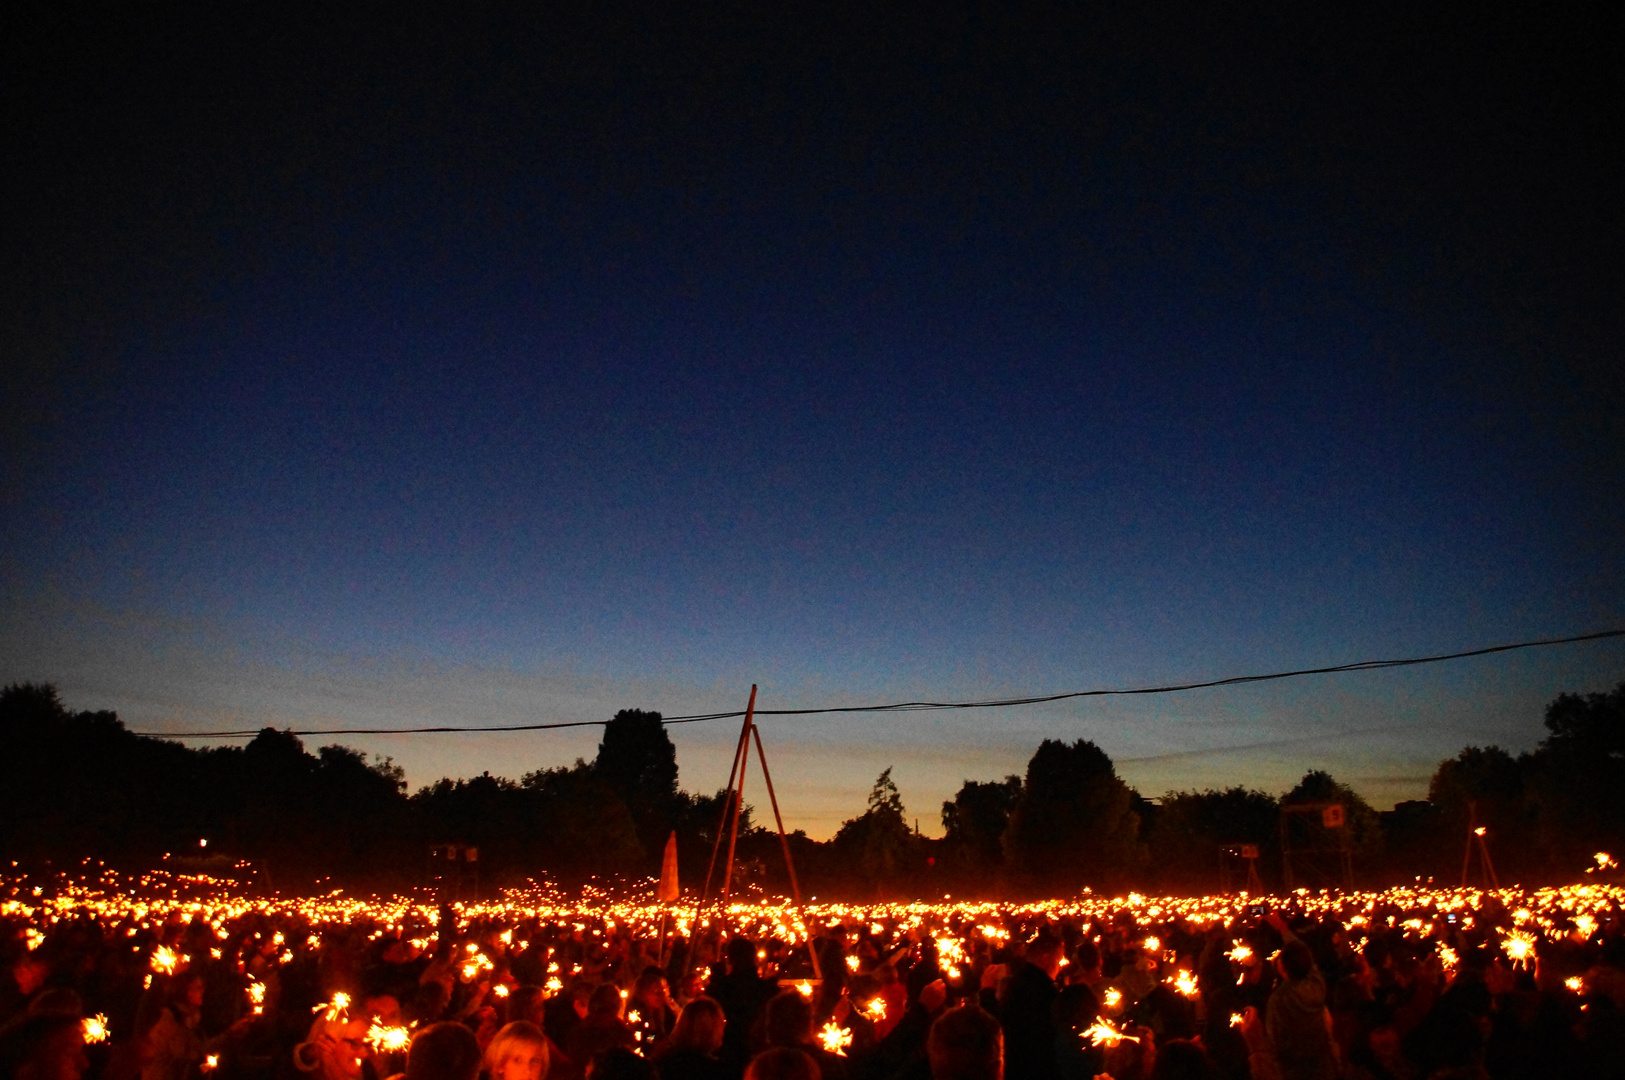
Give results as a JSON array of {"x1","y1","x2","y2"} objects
[{"x1": 1279, "y1": 802, "x2": 1353, "y2": 891}]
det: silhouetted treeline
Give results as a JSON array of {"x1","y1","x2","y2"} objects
[{"x1": 3, "y1": 680, "x2": 1622, "y2": 896}]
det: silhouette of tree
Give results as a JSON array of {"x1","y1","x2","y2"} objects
[
  {"x1": 522, "y1": 762, "x2": 645, "y2": 876},
  {"x1": 941, "y1": 775, "x2": 1022, "y2": 876},
  {"x1": 593, "y1": 709, "x2": 679, "y2": 863},
  {"x1": 1149, "y1": 787, "x2": 1278, "y2": 893},
  {"x1": 832, "y1": 768, "x2": 914, "y2": 891},
  {"x1": 9, "y1": 677, "x2": 1625, "y2": 894},
  {"x1": 1525, "y1": 682, "x2": 1625, "y2": 870},
  {"x1": 1282, "y1": 769, "x2": 1383, "y2": 864},
  {"x1": 1003, "y1": 739, "x2": 1144, "y2": 894}
]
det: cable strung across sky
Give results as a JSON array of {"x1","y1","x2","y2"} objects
[{"x1": 135, "y1": 628, "x2": 1625, "y2": 739}]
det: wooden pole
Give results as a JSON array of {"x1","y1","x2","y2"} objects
[
  {"x1": 1477, "y1": 833, "x2": 1500, "y2": 888},
  {"x1": 1461, "y1": 802, "x2": 1477, "y2": 888},
  {"x1": 752, "y1": 724, "x2": 822, "y2": 981},
  {"x1": 700, "y1": 689, "x2": 757, "y2": 902},
  {"x1": 719, "y1": 686, "x2": 758, "y2": 902}
]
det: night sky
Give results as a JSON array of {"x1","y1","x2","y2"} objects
[{"x1": 5, "y1": 4, "x2": 1623, "y2": 837}]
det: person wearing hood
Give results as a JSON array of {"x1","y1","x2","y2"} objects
[{"x1": 1253, "y1": 913, "x2": 1335, "y2": 1080}]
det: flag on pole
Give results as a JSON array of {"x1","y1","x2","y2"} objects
[{"x1": 658, "y1": 831, "x2": 679, "y2": 901}]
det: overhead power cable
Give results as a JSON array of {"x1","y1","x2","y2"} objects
[{"x1": 134, "y1": 627, "x2": 1625, "y2": 739}]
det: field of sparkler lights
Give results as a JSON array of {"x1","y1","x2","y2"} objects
[{"x1": 9, "y1": 860, "x2": 1624, "y2": 1055}]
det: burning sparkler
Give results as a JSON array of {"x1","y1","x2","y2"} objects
[
  {"x1": 1082, "y1": 1019, "x2": 1139, "y2": 1049},
  {"x1": 367, "y1": 1023, "x2": 413, "y2": 1053},
  {"x1": 1501, "y1": 929, "x2": 1537, "y2": 966},
  {"x1": 82, "y1": 1015, "x2": 110, "y2": 1044},
  {"x1": 818, "y1": 1021, "x2": 853, "y2": 1056},
  {"x1": 315, "y1": 992, "x2": 351, "y2": 1022}
]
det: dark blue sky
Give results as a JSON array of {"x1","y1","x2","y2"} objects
[{"x1": 5, "y1": 4, "x2": 1622, "y2": 834}]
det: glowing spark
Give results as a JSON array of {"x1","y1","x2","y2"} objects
[
  {"x1": 82, "y1": 1015, "x2": 110, "y2": 1044},
  {"x1": 1102, "y1": 988, "x2": 1122, "y2": 1010},
  {"x1": 545, "y1": 977, "x2": 563, "y2": 995},
  {"x1": 151, "y1": 946, "x2": 178, "y2": 974},
  {"x1": 1082, "y1": 1019, "x2": 1139, "y2": 1048},
  {"x1": 1229, "y1": 1013, "x2": 1244, "y2": 1028},
  {"x1": 1502, "y1": 929, "x2": 1537, "y2": 965},
  {"x1": 315, "y1": 992, "x2": 351, "y2": 1021},
  {"x1": 1566, "y1": 977, "x2": 1584, "y2": 993},
  {"x1": 818, "y1": 1022, "x2": 853, "y2": 1056},
  {"x1": 203, "y1": 1056, "x2": 219, "y2": 1072},
  {"x1": 1170, "y1": 970, "x2": 1198, "y2": 997},
  {"x1": 864, "y1": 998, "x2": 886, "y2": 1021},
  {"x1": 796, "y1": 981, "x2": 814, "y2": 998},
  {"x1": 1226, "y1": 942, "x2": 1253, "y2": 963},
  {"x1": 367, "y1": 1024, "x2": 412, "y2": 1053},
  {"x1": 845, "y1": 956, "x2": 861, "y2": 972},
  {"x1": 1141, "y1": 936, "x2": 1160, "y2": 953}
]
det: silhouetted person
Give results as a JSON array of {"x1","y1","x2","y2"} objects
[
  {"x1": 742, "y1": 1049, "x2": 817, "y2": 1080},
  {"x1": 408, "y1": 1022, "x2": 483, "y2": 1080},
  {"x1": 1148, "y1": 1039, "x2": 1220, "y2": 1080},
  {"x1": 761, "y1": 991, "x2": 846, "y2": 1080},
  {"x1": 586, "y1": 1049, "x2": 654, "y2": 1080},
  {"x1": 1000, "y1": 934, "x2": 1062, "y2": 1080},
  {"x1": 655, "y1": 998, "x2": 726, "y2": 1080},
  {"x1": 927, "y1": 1004, "x2": 1003, "y2": 1080},
  {"x1": 567, "y1": 986, "x2": 634, "y2": 1070},
  {"x1": 1264, "y1": 934, "x2": 1334, "y2": 1080},
  {"x1": 0, "y1": 1013, "x2": 88, "y2": 1080},
  {"x1": 706, "y1": 939, "x2": 774, "y2": 1077}
]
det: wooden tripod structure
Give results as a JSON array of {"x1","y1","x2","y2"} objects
[{"x1": 697, "y1": 685, "x2": 822, "y2": 980}]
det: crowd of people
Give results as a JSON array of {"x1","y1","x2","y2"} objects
[{"x1": 4, "y1": 877, "x2": 1625, "y2": 1080}]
